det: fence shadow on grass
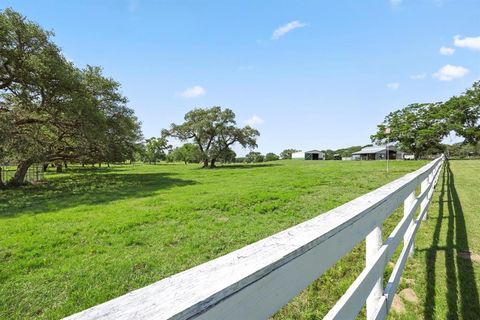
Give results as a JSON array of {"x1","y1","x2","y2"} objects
[
  {"x1": 0, "y1": 171, "x2": 195, "y2": 218},
  {"x1": 423, "y1": 161, "x2": 480, "y2": 320}
]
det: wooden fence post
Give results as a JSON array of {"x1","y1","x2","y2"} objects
[
  {"x1": 420, "y1": 177, "x2": 429, "y2": 221},
  {"x1": 366, "y1": 225, "x2": 383, "y2": 320},
  {"x1": 404, "y1": 191, "x2": 416, "y2": 257}
]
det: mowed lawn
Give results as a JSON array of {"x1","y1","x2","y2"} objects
[
  {"x1": 0, "y1": 160, "x2": 428, "y2": 319},
  {"x1": 393, "y1": 160, "x2": 480, "y2": 320}
]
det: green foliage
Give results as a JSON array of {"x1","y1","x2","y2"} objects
[
  {"x1": 443, "y1": 81, "x2": 480, "y2": 144},
  {"x1": 371, "y1": 81, "x2": 480, "y2": 159},
  {"x1": 371, "y1": 103, "x2": 448, "y2": 159},
  {"x1": 0, "y1": 9, "x2": 142, "y2": 185},
  {"x1": 167, "y1": 106, "x2": 259, "y2": 167},
  {"x1": 216, "y1": 147, "x2": 236, "y2": 164},
  {"x1": 246, "y1": 151, "x2": 265, "y2": 163},
  {"x1": 169, "y1": 143, "x2": 202, "y2": 164},
  {"x1": 142, "y1": 137, "x2": 170, "y2": 164},
  {"x1": 322, "y1": 146, "x2": 363, "y2": 160},
  {"x1": 265, "y1": 152, "x2": 280, "y2": 161},
  {"x1": 280, "y1": 149, "x2": 300, "y2": 159}
]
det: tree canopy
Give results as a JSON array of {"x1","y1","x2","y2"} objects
[
  {"x1": 0, "y1": 9, "x2": 142, "y2": 186},
  {"x1": 371, "y1": 82, "x2": 480, "y2": 159},
  {"x1": 167, "y1": 106, "x2": 259, "y2": 167},
  {"x1": 280, "y1": 149, "x2": 300, "y2": 159}
]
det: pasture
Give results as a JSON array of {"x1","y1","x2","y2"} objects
[{"x1": 1, "y1": 159, "x2": 456, "y2": 319}]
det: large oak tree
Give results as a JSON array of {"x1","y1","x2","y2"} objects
[
  {"x1": 0, "y1": 9, "x2": 142, "y2": 186},
  {"x1": 167, "y1": 107, "x2": 259, "y2": 168}
]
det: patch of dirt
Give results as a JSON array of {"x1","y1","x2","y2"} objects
[
  {"x1": 399, "y1": 288, "x2": 419, "y2": 304},
  {"x1": 458, "y1": 251, "x2": 480, "y2": 263},
  {"x1": 391, "y1": 295, "x2": 406, "y2": 314}
]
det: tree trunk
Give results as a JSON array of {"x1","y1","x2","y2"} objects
[
  {"x1": 82, "y1": 163, "x2": 85, "y2": 167},
  {"x1": 64, "y1": 161, "x2": 68, "y2": 169},
  {"x1": 43, "y1": 163, "x2": 49, "y2": 172},
  {"x1": 414, "y1": 150, "x2": 420, "y2": 160},
  {"x1": 8, "y1": 159, "x2": 34, "y2": 186},
  {"x1": 203, "y1": 159, "x2": 209, "y2": 168},
  {"x1": 56, "y1": 163, "x2": 63, "y2": 173},
  {"x1": 210, "y1": 159, "x2": 217, "y2": 168},
  {"x1": 107, "y1": 163, "x2": 110, "y2": 167}
]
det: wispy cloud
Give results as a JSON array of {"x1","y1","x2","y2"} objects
[
  {"x1": 454, "y1": 35, "x2": 480, "y2": 51},
  {"x1": 179, "y1": 85, "x2": 206, "y2": 98},
  {"x1": 439, "y1": 46, "x2": 455, "y2": 55},
  {"x1": 433, "y1": 64, "x2": 469, "y2": 81},
  {"x1": 410, "y1": 73, "x2": 426, "y2": 80},
  {"x1": 386, "y1": 82, "x2": 400, "y2": 90},
  {"x1": 272, "y1": 21, "x2": 306, "y2": 40},
  {"x1": 245, "y1": 115, "x2": 264, "y2": 126}
]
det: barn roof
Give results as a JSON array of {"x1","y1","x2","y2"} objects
[
  {"x1": 352, "y1": 146, "x2": 396, "y2": 155},
  {"x1": 305, "y1": 150, "x2": 324, "y2": 154}
]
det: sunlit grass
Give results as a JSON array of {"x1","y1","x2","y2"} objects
[{"x1": 0, "y1": 160, "x2": 427, "y2": 319}]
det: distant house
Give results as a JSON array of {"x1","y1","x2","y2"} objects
[
  {"x1": 352, "y1": 146, "x2": 403, "y2": 160},
  {"x1": 292, "y1": 150, "x2": 325, "y2": 160}
]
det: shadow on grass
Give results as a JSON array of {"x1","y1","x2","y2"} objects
[
  {"x1": 204, "y1": 163, "x2": 281, "y2": 170},
  {"x1": 423, "y1": 161, "x2": 480, "y2": 319},
  {"x1": 0, "y1": 170, "x2": 195, "y2": 219}
]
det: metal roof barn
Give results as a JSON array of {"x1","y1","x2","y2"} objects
[
  {"x1": 292, "y1": 150, "x2": 325, "y2": 160},
  {"x1": 352, "y1": 146, "x2": 399, "y2": 160}
]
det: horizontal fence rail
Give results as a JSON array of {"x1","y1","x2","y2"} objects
[{"x1": 65, "y1": 156, "x2": 445, "y2": 320}]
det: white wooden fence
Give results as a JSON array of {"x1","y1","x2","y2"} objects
[{"x1": 65, "y1": 156, "x2": 445, "y2": 320}]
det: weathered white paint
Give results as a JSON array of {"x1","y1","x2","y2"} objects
[
  {"x1": 64, "y1": 156, "x2": 444, "y2": 320},
  {"x1": 366, "y1": 226, "x2": 383, "y2": 320}
]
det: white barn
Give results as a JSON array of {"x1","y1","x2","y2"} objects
[{"x1": 292, "y1": 150, "x2": 325, "y2": 160}]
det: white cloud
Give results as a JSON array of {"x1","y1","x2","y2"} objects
[
  {"x1": 245, "y1": 115, "x2": 264, "y2": 126},
  {"x1": 179, "y1": 85, "x2": 206, "y2": 98},
  {"x1": 454, "y1": 35, "x2": 480, "y2": 51},
  {"x1": 433, "y1": 64, "x2": 469, "y2": 81},
  {"x1": 272, "y1": 21, "x2": 306, "y2": 40},
  {"x1": 390, "y1": 0, "x2": 402, "y2": 7},
  {"x1": 410, "y1": 73, "x2": 426, "y2": 80},
  {"x1": 439, "y1": 46, "x2": 455, "y2": 55},
  {"x1": 386, "y1": 82, "x2": 400, "y2": 90}
]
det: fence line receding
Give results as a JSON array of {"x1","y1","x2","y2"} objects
[{"x1": 65, "y1": 156, "x2": 445, "y2": 320}]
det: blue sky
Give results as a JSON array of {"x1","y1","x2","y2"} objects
[{"x1": 3, "y1": 0, "x2": 479, "y2": 155}]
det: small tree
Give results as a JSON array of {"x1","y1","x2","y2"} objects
[
  {"x1": 246, "y1": 151, "x2": 264, "y2": 163},
  {"x1": 171, "y1": 143, "x2": 202, "y2": 164},
  {"x1": 280, "y1": 149, "x2": 300, "y2": 159},
  {"x1": 143, "y1": 137, "x2": 170, "y2": 164},
  {"x1": 217, "y1": 148, "x2": 237, "y2": 164},
  {"x1": 265, "y1": 152, "x2": 279, "y2": 161}
]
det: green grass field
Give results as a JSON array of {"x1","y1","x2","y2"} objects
[
  {"x1": 1, "y1": 159, "x2": 476, "y2": 319},
  {"x1": 392, "y1": 160, "x2": 480, "y2": 320}
]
